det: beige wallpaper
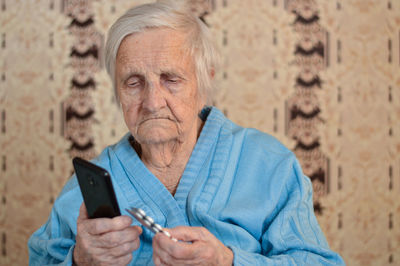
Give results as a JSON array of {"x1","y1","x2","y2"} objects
[{"x1": 0, "y1": 0, "x2": 399, "y2": 265}]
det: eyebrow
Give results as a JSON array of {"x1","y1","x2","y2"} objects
[
  {"x1": 160, "y1": 70, "x2": 187, "y2": 80},
  {"x1": 119, "y1": 68, "x2": 187, "y2": 83},
  {"x1": 119, "y1": 69, "x2": 143, "y2": 83}
]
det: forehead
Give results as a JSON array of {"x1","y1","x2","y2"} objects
[{"x1": 116, "y1": 28, "x2": 193, "y2": 72}]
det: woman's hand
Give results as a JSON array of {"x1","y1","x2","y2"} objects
[
  {"x1": 152, "y1": 226, "x2": 233, "y2": 266},
  {"x1": 73, "y1": 203, "x2": 142, "y2": 266}
]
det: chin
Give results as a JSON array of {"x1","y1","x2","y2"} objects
[
  {"x1": 134, "y1": 131, "x2": 178, "y2": 145},
  {"x1": 137, "y1": 137, "x2": 178, "y2": 145}
]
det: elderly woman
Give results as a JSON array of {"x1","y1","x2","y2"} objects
[{"x1": 28, "y1": 2, "x2": 344, "y2": 266}]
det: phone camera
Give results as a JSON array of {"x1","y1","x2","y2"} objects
[{"x1": 88, "y1": 177, "x2": 96, "y2": 186}]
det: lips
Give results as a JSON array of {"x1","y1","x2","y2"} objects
[{"x1": 139, "y1": 117, "x2": 175, "y2": 125}]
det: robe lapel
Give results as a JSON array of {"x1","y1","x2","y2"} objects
[
  {"x1": 174, "y1": 107, "x2": 224, "y2": 212},
  {"x1": 110, "y1": 134, "x2": 187, "y2": 229},
  {"x1": 106, "y1": 107, "x2": 230, "y2": 230}
]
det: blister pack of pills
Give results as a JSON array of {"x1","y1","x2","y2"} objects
[{"x1": 126, "y1": 207, "x2": 178, "y2": 242}]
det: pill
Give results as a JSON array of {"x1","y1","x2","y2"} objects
[
  {"x1": 153, "y1": 224, "x2": 163, "y2": 232},
  {"x1": 135, "y1": 208, "x2": 146, "y2": 217},
  {"x1": 145, "y1": 216, "x2": 154, "y2": 224},
  {"x1": 162, "y1": 230, "x2": 171, "y2": 237}
]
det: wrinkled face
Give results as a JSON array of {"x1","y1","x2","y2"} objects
[{"x1": 115, "y1": 28, "x2": 205, "y2": 145}]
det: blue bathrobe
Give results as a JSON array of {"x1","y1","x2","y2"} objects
[{"x1": 28, "y1": 107, "x2": 344, "y2": 265}]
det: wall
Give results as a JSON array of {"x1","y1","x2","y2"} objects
[{"x1": 0, "y1": 0, "x2": 399, "y2": 265}]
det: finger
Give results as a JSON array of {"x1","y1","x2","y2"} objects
[
  {"x1": 112, "y1": 253, "x2": 133, "y2": 266},
  {"x1": 78, "y1": 202, "x2": 89, "y2": 221},
  {"x1": 153, "y1": 233, "x2": 172, "y2": 257},
  {"x1": 86, "y1": 215, "x2": 133, "y2": 235},
  {"x1": 153, "y1": 254, "x2": 172, "y2": 266},
  {"x1": 108, "y1": 239, "x2": 140, "y2": 257},
  {"x1": 153, "y1": 255, "x2": 162, "y2": 266},
  {"x1": 154, "y1": 232, "x2": 198, "y2": 261},
  {"x1": 153, "y1": 236, "x2": 177, "y2": 265},
  {"x1": 154, "y1": 238, "x2": 200, "y2": 266},
  {"x1": 165, "y1": 226, "x2": 209, "y2": 242},
  {"x1": 154, "y1": 254, "x2": 174, "y2": 266},
  {"x1": 97, "y1": 226, "x2": 142, "y2": 248}
]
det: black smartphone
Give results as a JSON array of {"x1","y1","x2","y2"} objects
[{"x1": 72, "y1": 157, "x2": 121, "y2": 219}]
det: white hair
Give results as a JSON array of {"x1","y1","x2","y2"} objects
[{"x1": 105, "y1": 0, "x2": 219, "y2": 104}]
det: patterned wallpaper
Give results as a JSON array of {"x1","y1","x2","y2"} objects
[{"x1": 0, "y1": 0, "x2": 399, "y2": 265}]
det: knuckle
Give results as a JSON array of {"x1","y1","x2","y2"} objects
[
  {"x1": 109, "y1": 246, "x2": 123, "y2": 257},
  {"x1": 126, "y1": 228, "x2": 137, "y2": 240},
  {"x1": 93, "y1": 221, "x2": 103, "y2": 233},
  {"x1": 106, "y1": 233, "x2": 120, "y2": 247},
  {"x1": 121, "y1": 242, "x2": 132, "y2": 253},
  {"x1": 110, "y1": 242, "x2": 131, "y2": 257},
  {"x1": 199, "y1": 227, "x2": 208, "y2": 236},
  {"x1": 116, "y1": 253, "x2": 132, "y2": 266}
]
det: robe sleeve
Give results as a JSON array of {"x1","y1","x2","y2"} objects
[
  {"x1": 229, "y1": 157, "x2": 345, "y2": 266},
  {"x1": 27, "y1": 177, "x2": 81, "y2": 266},
  {"x1": 28, "y1": 206, "x2": 76, "y2": 266}
]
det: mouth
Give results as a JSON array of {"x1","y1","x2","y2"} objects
[{"x1": 140, "y1": 117, "x2": 174, "y2": 124}]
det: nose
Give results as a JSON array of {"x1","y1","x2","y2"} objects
[{"x1": 142, "y1": 81, "x2": 166, "y2": 112}]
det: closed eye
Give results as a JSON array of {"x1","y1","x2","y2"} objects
[
  {"x1": 126, "y1": 76, "x2": 143, "y2": 88},
  {"x1": 161, "y1": 73, "x2": 182, "y2": 84},
  {"x1": 128, "y1": 81, "x2": 140, "y2": 87},
  {"x1": 166, "y1": 79, "x2": 178, "y2": 84}
]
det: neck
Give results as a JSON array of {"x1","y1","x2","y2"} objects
[
  {"x1": 134, "y1": 117, "x2": 204, "y2": 188},
  {"x1": 139, "y1": 139, "x2": 192, "y2": 169}
]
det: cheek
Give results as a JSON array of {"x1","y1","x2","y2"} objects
[
  {"x1": 175, "y1": 84, "x2": 203, "y2": 114},
  {"x1": 169, "y1": 99, "x2": 201, "y2": 128},
  {"x1": 121, "y1": 100, "x2": 140, "y2": 124},
  {"x1": 183, "y1": 93, "x2": 204, "y2": 115}
]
